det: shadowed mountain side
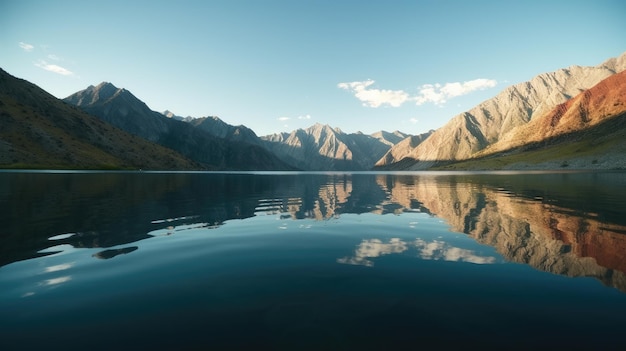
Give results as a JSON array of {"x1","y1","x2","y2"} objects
[
  {"x1": 190, "y1": 116, "x2": 263, "y2": 146},
  {"x1": 374, "y1": 132, "x2": 435, "y2": 168},
  {"x1": 64, "y1": 83, "x2": 295, "y2": 170},
  {"x1": 376, "y1": 174, "x2": 626, "y2": 292},
  {"x1": 376, "y1": 51, "x2": 626, "y2": 170},
  {"x1": 0, "y1": 68, "x2": 199, "y2": 170}
]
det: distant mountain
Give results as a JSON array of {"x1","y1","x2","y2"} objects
[
  {"x1": 370, "y1": 130, "x2": 412, "y2": 147},
  {"x1": 374, "y1": 131, "x2": 435, "y2": 168},
  {"x1": 376, "y1": 51, "x2": 626, "y2": 170},
  {"x1": 0, "y1": 68, "x2": 198, "y2": 170},
  {"x1": 190, "y1": 116, "x2": 263, "y2": 146},
  {"x1": 162, "y1": 110, "x2": 195, "y2": 122},
  {"x1": 64, "y1": 83, "x2": 295, "y2": 170},
  {"x1": 261, "y1": 123, "x2": 416, "y2": 171}
]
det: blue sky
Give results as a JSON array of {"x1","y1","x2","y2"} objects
[{"x1": 2, "y1": 0, "x2": 625, "y2": 136}]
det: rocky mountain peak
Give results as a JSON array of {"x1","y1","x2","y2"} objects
[
  {"x1": 92, "y1": 82, "x2": 121, "y2": 100},
  {"x1": 64, "y1": 81, "x2": 130, "y2": 107},
  {"x1": 599, "y1": 51, "x2": 626, "y2": 73}
]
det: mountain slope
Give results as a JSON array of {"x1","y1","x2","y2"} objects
[
  {"x1": 436, "y1": 70, "x2": 626, "y2": 170},
  {"x1": 374, "y1": 131, "x2": 435, "y2": 167},
  {"x1": 483, "y1": 70, "x2": 626, "y2": 153},
  {"x1": 190, "y1": 116, "x2": 262, "y2": 146},
  {"x1": 261, "y1": 123, "x2": 415, "y2": 171},
  {"x1": 64, "y1": 83, "x2": 295, "y2": 170},
  {"x1": 376, "y1": 51, "x2": 626, "y2": 170},
  {"x1": 0, "y1": 68, "x2": 198, "y2": 170}
]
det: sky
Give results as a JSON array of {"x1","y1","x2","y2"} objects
[{"x1": 1, "y1": 0, "x2": 625, "y2": 137}]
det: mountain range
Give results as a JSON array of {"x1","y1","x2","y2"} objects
[
  {"x1": 63, "y1": 82, "x2": 294, "y2": 170},
  {"x1": 0, "y1": 68, "x2": 198, "y2": 170},
  {"x1": 1, "y1": 51, "x2": 625, "y2": 171},
  {"x1": 261, "y1": 124, "x2": 423, "y2": 171}
]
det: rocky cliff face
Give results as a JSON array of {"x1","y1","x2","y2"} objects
[
  {"x1": 65, "y1": 82, "x2": 170, "y2": 142},
  {"x1": 479, "y1": 70, "x2": 626, "y2": 155},
  {"x1": 262, "y1": 123, "x2": 414, "y2": 171},
  {"x1": 376, "y1": 52, "x2": 626, "y2": 169},
  {"x1": 64, "y1": 83, "x2": 295, "y2": 170},
  {"x1": 374, "y1": 131, "x2": 434, "y2": 168}
]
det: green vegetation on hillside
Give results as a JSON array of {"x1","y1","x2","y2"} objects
[{"x1": 0, "y1": 68, "x2": 201, "y2": 170}]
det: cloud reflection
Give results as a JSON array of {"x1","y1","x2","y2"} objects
[
  {"x1": 41, "y1": 276, "x2": 72, "y2": 286},
  {"x1": 44, "y1": 263, "x2": 74, "y2": 273},
  {"x1": 414, "y1": 239, "x2": 496, "y2": 264},
  {"x1": 339, "y1": 237, "x2": 496, "y2": 267},
  {"x1": 338, "y1": 238, "x2": 408, "y2": 267}
]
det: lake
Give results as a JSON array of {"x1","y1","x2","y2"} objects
[{"x1": 1, "y1": 170, "x2": 626, "y2": 350}]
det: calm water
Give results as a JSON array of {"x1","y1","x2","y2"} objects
[{"x1": 1, "y1": 171, "x2": 626, "y2": 349}]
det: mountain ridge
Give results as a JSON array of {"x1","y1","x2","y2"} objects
[
  {"x1": 376, "y1": 51, "x2": 626, "y2": 170},
  {"x1": 4, "y1": 50, "x2": 626, "y2": 171},
  {"x1": 64, "y1": 83, "x2": 295, "y2": 170},
  {"x1": 0, "y1": 68, "x2": 199, "y2": 170},
  {"x1": 260, "y1": 122, "x2": 418, "y2": 171},
  {"x1": 432, "y1": 70, "x2": 626, "y2": 170}
]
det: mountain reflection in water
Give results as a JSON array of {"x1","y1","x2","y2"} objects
[
  {"x1": 2, "y1": 171, "x2": 626, "y2": 349},
  {"x1": 1, "y1": 171, "x2": 626, "y2": 292}
]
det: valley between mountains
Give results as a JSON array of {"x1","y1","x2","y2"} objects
[{"x1": 1, "y1": 51, "x2": 625, "y2": 171}]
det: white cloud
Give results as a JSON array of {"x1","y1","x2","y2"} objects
[
  {"x1": 338, "y1": 78, "x2": 497, "y2": 108},
  {"x1": 415, "y1": 78, "x2": 497, "y2": 105},
  {"x1": 47, "y1": 54, "x2": 61, "y2": 61},
  {"x1": 279, "y1": 114, "x2": 311, "y2": 121},
  {"x1": 35, "y1": 60, "x2": 73, "y2": 76},
  {"x1": 409, "y1": 117, "x2": 418, "y2": 124},
  {"x1": 19, "y1": 42, "x2": 34, "y2": 52},
  {"x1": 338, "y1": 80, "x2": 410, "y2": 108}
]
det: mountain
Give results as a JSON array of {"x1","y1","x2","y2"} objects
[
  {"x1": 373, "y1": 131, "x2": 435, "y2": 168},
  {"x1": 370, "y1": 130, "x2": 412, "y2": 147},
  {"x1": 189, "y1": 116, "x2": 263, "y2": 146},
  {"x1": 261, "y1": 123, "x2": 416, "y2": 171},
  {"x1": 64, "y1": 83, "x2": 295, "y2": 170},
  {"x1": 64, "y1": 82, "x2": 169, "y2": 142},
  {"x1": 162, "y1": 110, "x2": 195, "y2": 122},
  {"x1": 376, "y1": 51, "x2": 626, "y2": 170},
  {"x1": 453, "y1": 70, "x2": 626, "y2": 169},
  {"x1": 0, "y1": 68, "x2": 198, "y2": 170}
]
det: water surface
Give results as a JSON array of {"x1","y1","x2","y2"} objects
[{"x1": 1, "y1": 171, "x2": 626, "y2": 349}]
